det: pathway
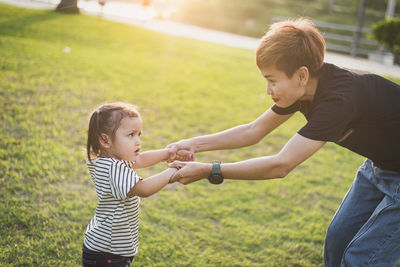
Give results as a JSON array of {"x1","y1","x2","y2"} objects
[{"x1": 1, "y1": 0, "x2": 399, "y2": 78}]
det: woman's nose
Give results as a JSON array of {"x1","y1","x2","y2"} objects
[{"x1": 266, "y1": 85, "x2": 272, "y2": 95}]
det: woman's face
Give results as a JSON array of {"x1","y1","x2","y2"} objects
[{"x1": 259, "y1": 65, "x2": 306, "y2": 108}]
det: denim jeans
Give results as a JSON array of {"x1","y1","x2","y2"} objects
[{"x1": 324, "y1": 159, "x2": 400, "y2": 267}]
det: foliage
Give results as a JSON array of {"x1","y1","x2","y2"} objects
[
  {"x1": 371, "y1": 17, "x2": 400, "y2": 53},
  {"x1": 1, "y1": 3, "x2": 399, "y2": 267},
  {"x1": 165, "y1": 0, "x2": 397, "y2": 38}
]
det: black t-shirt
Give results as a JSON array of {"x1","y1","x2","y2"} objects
[{"x1": 272, "y1": 63, "x2": 400, "y2": 172}]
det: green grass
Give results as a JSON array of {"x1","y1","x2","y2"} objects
[{"x1": 1, "y1": 4, "x2": 399, "y2": 266}]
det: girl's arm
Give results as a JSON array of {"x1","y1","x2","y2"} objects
[
  {"x1": 134, "y1": 149, "x2": 193, "y2": 169},
  {"x1": 133, "y1": 149, "x2": 170, "y2": 169},
  {"x1": 168, "y1": 108, "x2": 293, "y2": 153},
  {"x1": 128, "y1": 168, "x2": 177, "y2": 198}
]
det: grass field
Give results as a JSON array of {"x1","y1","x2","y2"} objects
[{"x1": 1, "y1": 4, "x2": 399, "y2": 267}]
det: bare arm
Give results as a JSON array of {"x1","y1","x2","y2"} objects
[
  {"x1": 133, "y1": 149, "x2": 170, "y2": 169},
  {"x1": 168, "y1": 108, "x2": 293, "y2": 153},
  {"x1": 220, "y1": 134, "x2": 325, "y2": 180},
  {"x1": 169, "y1": 134, "x2": 325, "y2": 183},
  {"x1": 128, "y1": 168, "x2": 177, "y2": 197}
]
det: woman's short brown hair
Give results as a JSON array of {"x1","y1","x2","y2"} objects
[
  {"x1": 256, "y1": 18, "x2": 325, "y2": 78},
  {"x1": 86, "y1": 102, "x2": 140, "y2": 162}
]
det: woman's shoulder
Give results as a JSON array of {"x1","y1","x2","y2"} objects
[{"x1": 319, "y1": 63, "x2": 354, "y2": 88}]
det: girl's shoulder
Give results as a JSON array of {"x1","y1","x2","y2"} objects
[
  {"x1": 86, "y1": 157, "x2": 115, "y2": 166},
  {"x1": 86, "y1": 157, "x2": 135, "y2": 169}
]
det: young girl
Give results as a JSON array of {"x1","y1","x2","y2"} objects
[{"x1": 82, "y1": 102, "x2": 192, "y2": 267}]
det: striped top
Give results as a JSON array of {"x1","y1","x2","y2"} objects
[{"x1": 84, "y1": 157, "x2": 142, "y2": 257}]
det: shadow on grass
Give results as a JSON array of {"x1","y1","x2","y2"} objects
[{"x1": 0, "y1": 10, "x2": 60, "y2": 37}]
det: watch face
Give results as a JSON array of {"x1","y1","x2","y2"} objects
[{"x1": 208, "y1": 174, "x2": 223, "y2": 184}]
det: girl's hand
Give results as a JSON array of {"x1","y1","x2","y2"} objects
[
  {"x1": 166, "y1": 139, "x2": 195, "y2": 162},
  {"x1": 168, "y1": 161, "x2": 212, "y2": 185},
  {"x1": 166, "y1": 148, "x2": 195, "y2": 162},
  {"x1": 168, "y1": 167, "x2": 179, "y2": 183},
  {"x1": 176, "y1": 149, "x2": 195, "y2": 161}
]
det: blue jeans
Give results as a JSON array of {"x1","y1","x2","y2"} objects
[{"x1": 324, "y1": 159, "x2": 400, "y2": 267}]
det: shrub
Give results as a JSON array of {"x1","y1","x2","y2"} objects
[{"x1": 371, "y1": 18, "x2": 400, "y2": 63}]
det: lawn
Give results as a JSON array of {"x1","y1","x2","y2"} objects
[{"x1": 1, "y1": 4, "x2": 398, "y2": 267}]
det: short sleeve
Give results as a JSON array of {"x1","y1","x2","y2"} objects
[
  {"x1": 271, "y1": 101, "x2": 301, "y2": 115},
  {"x1": 298, "y1": 95, "x2": 354, "y2": 142},
  {"x1": 109, "y1": 160, "x2": 142, "y2": 200}
]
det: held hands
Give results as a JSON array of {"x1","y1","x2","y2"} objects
[
  {"x1": 166, "y1": 147, "x2": 195, "y2": 162},
  {"x1": 166, "y1": 139, "x2": 210, "y2": 185},
  {"x1": 166, "y1": 139, "x2": 195, "y2": 162},
  {"x1": 168, "y1": 161, "x2": 211, "y2": 185}
]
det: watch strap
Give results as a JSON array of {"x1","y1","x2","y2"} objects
[{"x1": 211, "y1": 161, "x2": 221, "y2": 176}]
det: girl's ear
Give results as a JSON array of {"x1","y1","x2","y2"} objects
[{"x1": 99, "y1": 133, "x2": 112, "y2": 148}]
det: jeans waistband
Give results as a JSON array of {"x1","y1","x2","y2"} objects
[{"x1": 82, "y1": 244, "x2": 129, "y2": 260}]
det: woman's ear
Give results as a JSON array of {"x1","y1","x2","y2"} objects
[
  {"x1": 297, "y1": 66, "x2": 309, "y2": 86},
  {"x1": 99, "y1": 133, "x2": 112, "y2": 148}
]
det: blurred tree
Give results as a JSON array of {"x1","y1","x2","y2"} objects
[
  {"x1": 328, "y1": 0, "x2": 334, "y2": 14},
  {"x1": 56, "y1": 0, "x2": 79, "y2": 13},
  {"x1": 351, "y1": 0, "x2": 367, "y2": 57},
  {"x1": 385, "y1": 0, "x2": 397, "y2": 18},
  {"x1": 372, "y1": 18, "x2": 400, "y2": 63}
]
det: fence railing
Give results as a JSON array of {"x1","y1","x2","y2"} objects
[{"x1": 272, "y1": 16, "x2": 380, "y2": 57}]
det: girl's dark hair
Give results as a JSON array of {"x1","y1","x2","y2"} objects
[{"x1": 86, "y1": 102, "x2": 140, "y2": 162}]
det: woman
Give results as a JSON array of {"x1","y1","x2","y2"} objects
[{"x1": 168, "y1": 18, "x2": 400, "y2": 266}]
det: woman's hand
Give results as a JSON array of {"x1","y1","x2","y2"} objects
[
  {"x1": 166, "y1": 139, "x2": 195, "y2": 162},
  {"x1": 168, "y1": 161, "x2": 212, "y2": 185},
  {"x1": 166, "y1": 148, "x2": 195, "y2": 162}
]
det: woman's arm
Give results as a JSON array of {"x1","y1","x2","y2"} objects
[
  {"x1": 128, "y1": 168, "x2": 177, "y2": 197},
  {"x1": 168, "y1": 108, "x2": 293, "y2": 153},
  {"x1": 169, "y1": 134, "x2": 325, "y2": 183}
]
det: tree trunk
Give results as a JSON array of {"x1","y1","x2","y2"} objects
[
  {"x1": 328, "y1": 0, "x2": 334, "y2": 14},
  {"x1": 351, "y1": 0, "x2": 366, "y2": 57},
  {"x1": 385, "y1": 0, "x2": 397, "y2": 18},
  {"x1": 56, "y1": 0, "x2": 79, "y2": 14}
]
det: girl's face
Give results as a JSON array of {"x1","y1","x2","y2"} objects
[
  {"x1": 259, "y1": 65, "x2": 307, "y2": 108},
  {"x1": 109, "y1": 117, "x2": 142, "y2": 162}
]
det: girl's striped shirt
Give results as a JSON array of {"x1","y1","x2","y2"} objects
[{"x1": 84, "y1": 157, "x2": 141, "y2": 257}]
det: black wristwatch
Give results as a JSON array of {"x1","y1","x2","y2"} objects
[{"x1": 208, "y1": 161, "x2": 224, "y2": 184}]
